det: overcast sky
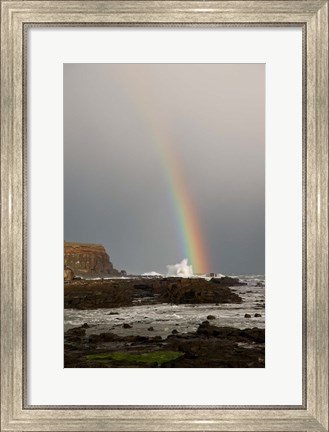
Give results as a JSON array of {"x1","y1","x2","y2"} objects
[{"x1": 64, "y1": 64, "x2": 265, "y2": 275}]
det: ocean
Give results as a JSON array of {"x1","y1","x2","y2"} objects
[{"x1": 64, "y1": 275, "x2": 265, "y2": 338}]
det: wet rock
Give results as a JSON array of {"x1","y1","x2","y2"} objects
[
  {"x1": 65, "y1": 325, "x2": 265, "y2": 368},
  {"x1": 133, "y1": 284, "x2": 155, "y2": 298},
  {"x1": 207, "y1": 315, "x2": 216, "y2": 320},
  {"x1": 122, "y1": 335, "x2": 149, "y2": 343},
  {"x1": 159, "y1": 279, "x2": 243, "y2": 305},
  {"x1": 254, "y1": 313, "x2": 262, "y2": 317},
  {"x1": 88, "y1": 332, "x2": 119, "y2": 344},
  {"x1": 65, "y1": 276, "x2": 244, "y2": 309},
  {"x1": 196, "y1": 323, "x2": 265, "y2": 343},
  {"x1": 198, "y1": 323, "x2": 235, "y2": 338},
  {"x1": 210, "y1": 276, "x2": 246, "y2": 286},
  {"x1": 65, "y1": 324, "x2": 88, "y2": 337},
  {"x1": 64, "y1": 280, "x2": 133, "y2": 309},
  {"x1": 240, "y1": 327, "x2": 265, "y2": 343},
  {"x1": 244, "y1": 314, "x2": 251, "y2": 318},
  {"x1": 80, "y1": 323, "x2": 90, "y2": 328}
]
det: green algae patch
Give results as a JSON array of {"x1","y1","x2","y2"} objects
[{"x1": 85, "y1": 351, "x2": 183, "y2": 365}]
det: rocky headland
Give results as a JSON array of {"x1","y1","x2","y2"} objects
[{"x1": 64, "y1": 241, "x2": 124, "y2": 278}]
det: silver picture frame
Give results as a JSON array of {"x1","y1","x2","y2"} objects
[{"x1": 1, "y1": 1, "x2": 328, "y2": 431}]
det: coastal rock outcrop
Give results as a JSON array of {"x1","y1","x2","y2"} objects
[
  {"x1": 64, "y1": 277, "x2": 243, "y2": 309},
  {"x1": 64, "y1": 323, "x2": 265, "y2": 368},
  {"x1": 64, "y1": 241, "x2": 121, "y2": 277},
  {"x1": 159, "y1": 278, "x2": 243, "y2": 305},
  {"x1": 64, "y1": 265, "x2": 75, "y2": 281},
  {"x1": 64, "y1": 280, "x2": 133, "y2": 309}
]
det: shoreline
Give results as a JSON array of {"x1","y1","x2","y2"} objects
[
  {"x1": 65, "y1": 321, "x2": 265, "y2": 368},
  {"x1": 64, "y1": 277, "x2": 265, "y2": 368},
  {"x1": 64, "y1": 276, "x2": 246, "y2": 309}
]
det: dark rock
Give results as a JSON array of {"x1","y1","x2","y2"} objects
[
  {"x1": 122, "y1": 335, "x2": 148, "y2": 343},
  {"x1": 65, "y1": 326, "x2": 87, "y2": 338},
  {"x1": 196, "y1": 323, "x2": 265, "y2": 343},
  {"x1": 197, "y1": 323, "x2": 229, "y2": 338},
  {"x1": 172, "y1": 329, "x2": 179, "y2": 334},
  {"x1": 240, "y1": 327, "x2": 265, "y2": 343},
  {"x1": 64, "y1": 279, "x2": 133, "y2": 309},
  {"x1": 144, "y1": 362, "x2": 158, "y2": 367},
  {"x1": 65, "y1": 276, "x2": 244, "y2": 310},
  {"x1": 133, "y1": 284, "x2": 155, "y2": 298},
  {"x1": 254, "y1": 313, "x2": 262, "y2": 317},
  {"x1": 80, "y1": 323, "x2": 90, "y2": 328},
  {"x1": 134, "y1": 284, "x2": 151, "y2": 290},
  {"x1": 123, "y1": 323, "x2": 132, "y2": 329},
  {"x1": 210, "y1": 276, "x2": 246, "y2": 286},
  {"x1": 65, "y1": 324, "x2": 265, "y2": 368},
  {"x1": 160, "y1": 280, "x2": 242, "y2": 305},
  {"x1": 207, "y1": 315, "x2": 216, "y2": 320},
  {"x1": 148, "y1": 326, "x2": 154, "y2": 331},
  {"x1": 88, "y1": 332, "x2": 119, "y2": 344},
  {"x1": 244, "y1": 314, "x2": 252, "y2": 318}
]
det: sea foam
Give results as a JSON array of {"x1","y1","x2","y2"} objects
[
  {"x1": 142, "y1": 271, "x2": 163, "y2": 276},
  {"x1": 166, "y1": 259, "x2": 194, "y2": 277}
]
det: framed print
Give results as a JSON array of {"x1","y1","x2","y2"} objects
[
  {"x1": 63, "y1": 62, "x2": 266, "y2": 370},
  {"x1": 1, "y1": 1, "x2": 328, "y2": 431}
]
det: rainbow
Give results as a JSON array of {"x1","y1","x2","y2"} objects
[
  {"x1": 113, "y1": 67, "x2": 209, "y2": 274},
  {"x1": 158, "y1": 139, "x2": 209, "y2": 274}
]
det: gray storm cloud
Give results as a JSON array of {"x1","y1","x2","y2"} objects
[{"x1": 64, "y1": 63, "x2": 265, "y2": 275}]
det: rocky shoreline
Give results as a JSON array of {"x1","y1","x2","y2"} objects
[
  {"x1": 65, "y1": 321, "x2": 265, "y2": 368},
  {"x1": 64, "y1": 276, "x2": 265, "y2": 368},
  {"x1": 64, "y1": 276, "x2": 245, "y2": 309}
]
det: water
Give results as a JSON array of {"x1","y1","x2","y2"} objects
[{"x1": 64, "y1": 276, "x2": 265, "y2": 338}]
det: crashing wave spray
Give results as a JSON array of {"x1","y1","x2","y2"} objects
[{"x1": 166, "y1": 259, "x2": 194, "y2": 277}]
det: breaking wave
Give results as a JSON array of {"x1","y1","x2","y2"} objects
[{"x1": 166, "y1": 259, "x2": 194, "y2": 277}]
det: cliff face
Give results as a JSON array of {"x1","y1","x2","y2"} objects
[
  {"x1": 64, "y1": 241, "x2": 120, "y2": 277},
  {"x1": 64, "y1": 265, "x2": 75, "y2": 281}
]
